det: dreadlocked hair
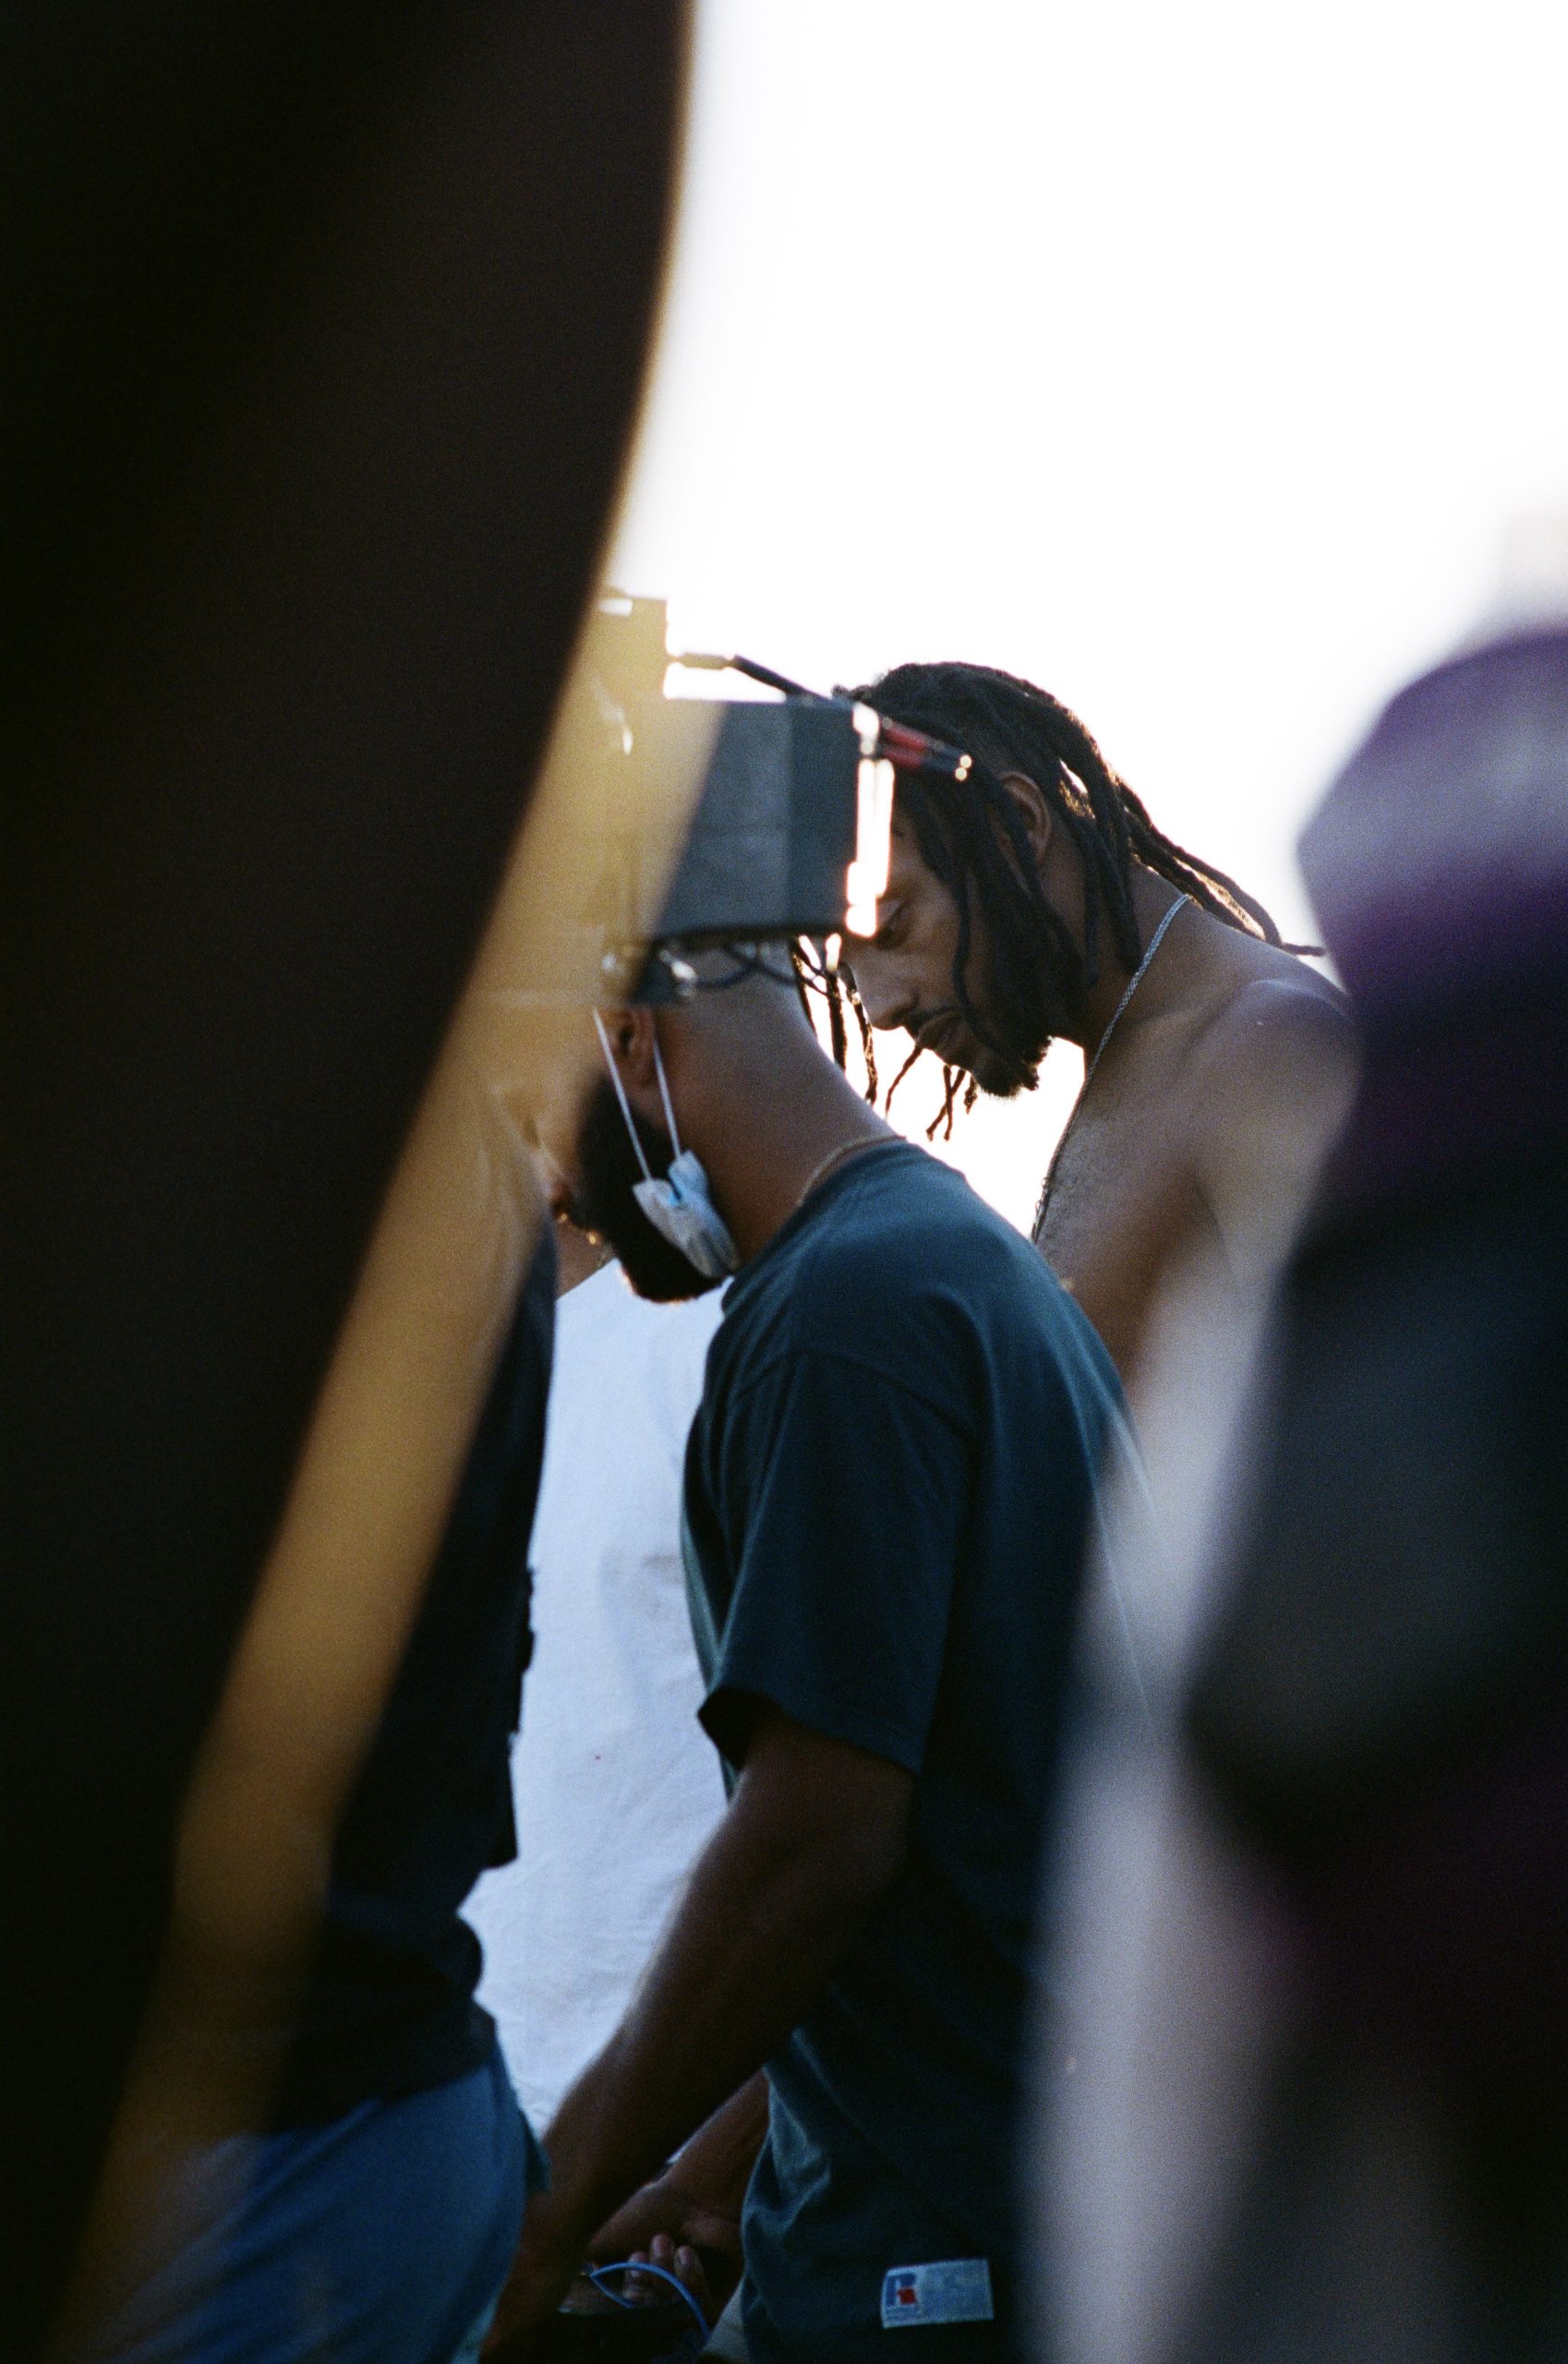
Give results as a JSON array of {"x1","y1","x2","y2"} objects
[
  {"x1": 822, "y1": 660, "x2": 1294, "y2": 1138},
  {"x1": 790, "y1": 938, "x2": 880, "y2": 1103}
]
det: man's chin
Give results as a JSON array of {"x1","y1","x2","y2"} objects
[
  {"x1": 617, "y1": 1243, "x2": 724, "y2": 1306},
  {"x1": 969, "y1": 1055, "x2": 1032, "y2": 1101},
  {"x1": 922, "y1": 1011, "x2": 1047, "y2": 1103},
  {"x1": 569, "y1": 1205, "x2": 720, "y2": 1305},
  {"x1": 962, "y1": 1038, "x2": 1050, "y2": 1101}
]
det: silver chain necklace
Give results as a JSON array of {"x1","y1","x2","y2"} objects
[{"x1": 1031, "y1": 893, "x2": 1191, "y2": 1242}]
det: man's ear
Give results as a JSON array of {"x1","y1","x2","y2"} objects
[
  {"x1": 997, "y1": 771, "x2": 1055, "y2": 873},
  {"x1": 601, "y1": 1004, "x2": 663, "y2": 1112}
]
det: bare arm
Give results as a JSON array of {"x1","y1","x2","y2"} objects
[
  {"x1": 585, "y1": 2073, "x2": 769, "y2": 2284},
  {"x1": 485, "y1": 1703, "x2": 913, "y2": 2353}
]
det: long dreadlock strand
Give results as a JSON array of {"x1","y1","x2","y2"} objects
[
  {"x1": 929, "y1": 1064, "x2": 980, "y2": 1143},
  {"x1": 1116, "y1": 781, "x2": 1289, "y2": 943},
  {"x1": 881, "y1": 1036, "x2": 924, "y2": 1113},
  {"x1": 798, "y1": 940, "x2": 881, "y2": 1104},
  {"x1": 846, "y1": 971, "x2": 879, "y2": 1101},
  {"x1": 825, "y1": 971, "x2": 847, "y2": 1068}
]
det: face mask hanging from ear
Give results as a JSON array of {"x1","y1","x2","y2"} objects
[{"x1": 591, "y1": 1013, "x2": 742, "y2": 1281}]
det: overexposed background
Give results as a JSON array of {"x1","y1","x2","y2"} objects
[{"x1": 611, "y1": 0, "x2": 1568, "y2": 1227}]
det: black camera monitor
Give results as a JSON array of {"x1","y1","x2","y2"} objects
[{"x1": 527, "y1": 595, "x2": 961, "y2": 1003}]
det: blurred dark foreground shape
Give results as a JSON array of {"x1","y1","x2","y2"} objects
[
  {"x1": 1039, "y1": 624, "x2": 1568, "y2": 2364},
  {"x1": 1176, "y1": 623, "x2": 1568, "y2": 2362},
  {"x1": 0, "y1": 6, "x2": 689, "y2": 2352}
]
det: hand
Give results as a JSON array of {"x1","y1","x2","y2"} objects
[
  {"x1": 617, "y1": 2232, "x2": 720, "y2": 2328},
  {"x1": 588, "y1": 2171, "x2": 743, "y2": 2307}
]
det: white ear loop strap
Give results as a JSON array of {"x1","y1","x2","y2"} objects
[
  {"x1": 592, "y1": 1011, "x2": 655, "y2": 1184},
  {"x1": 592, "y1": 1011, "x2": 688, "y2": 1177},
  {"x1": 649, "y1": 1037, "x2": 683, "y2": 1155}
]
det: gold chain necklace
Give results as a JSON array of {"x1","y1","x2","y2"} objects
[
  {"x1": 795, "y1": 1134, "x2": 887, "y2": 1215},
  {"x1": 1031, "y1": 893, "x2": 1191, "y2": 1243}
]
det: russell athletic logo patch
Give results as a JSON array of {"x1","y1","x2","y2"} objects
[{"x1": 881, "y1": 2260, "x2": 995, "y2": 2329}]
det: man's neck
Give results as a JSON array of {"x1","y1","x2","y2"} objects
[
  {"x1": 1072, "y1": 870, "x2": 1193, "y2": 1057},
  {"x1": 683, "y1": 1052, "x2": 894, "y2": 1268}
]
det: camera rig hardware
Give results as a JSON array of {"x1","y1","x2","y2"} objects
[{"x1": 550, "y1": 594, "x2": 977, "y2": 1003}]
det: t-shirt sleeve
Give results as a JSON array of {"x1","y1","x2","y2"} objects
[{"x1": 701, "y1": 1349, "x2": 972, "y2": 1775}]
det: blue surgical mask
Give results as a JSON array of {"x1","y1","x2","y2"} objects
[{"x1": 592, "y1": 1013, "x2": 741, "y2": 1281}]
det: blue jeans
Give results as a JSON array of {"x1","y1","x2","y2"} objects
[{"x1": 88, "y1": 2039, "x2": 542, "y2": 2364}]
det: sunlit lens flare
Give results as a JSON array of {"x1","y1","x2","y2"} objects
[{"x1": 845, "y1": 754, "x2": 895, "y2": 936}]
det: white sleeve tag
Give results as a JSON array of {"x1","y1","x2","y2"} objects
[{"x1": 881, "y1": 2260, "x2": 995, "y2": 2328}]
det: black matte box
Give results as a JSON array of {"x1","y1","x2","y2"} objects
[{"x1": 648, "y1": 695, "x2": 861, "y2": 947}]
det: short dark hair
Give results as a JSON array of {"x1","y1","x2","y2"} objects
[{"x1": 828, "y1": 659, "x2": 1289, "y2": 1134}]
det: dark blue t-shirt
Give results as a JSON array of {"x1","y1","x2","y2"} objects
[
  {"x1": 681, "y1": 1142, "x2": 1136, "y2": 2362},
  {"x1": 273, "y1": 1228, "x2": 554, "y2": 2123}
]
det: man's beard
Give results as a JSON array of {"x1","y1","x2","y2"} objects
[
  {"x1": 567, "y1": 1079, "x2": 724, "y2": 1304},
  {"x1": 920, "y1": 923, "x2": 1084, "y2": 1104},
  {"x1": 935, "y1": 965, "x2": 1080, "y2": 1102},
  {"x1": 965, "y1": 1029, "x2": 1043, "y2": 1100}
]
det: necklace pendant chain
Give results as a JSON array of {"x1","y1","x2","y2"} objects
[
  {"x1": 795, "y1": 1133, "x2": 883, "y2": 1215},
  {"x1": 1031, "y1": 893, "x2": 1192, "y2": 1241}
]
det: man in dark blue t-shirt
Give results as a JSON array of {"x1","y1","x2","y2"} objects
[{"x1": 490, "y1": 971, "x2": 1138, "y2": 2363}]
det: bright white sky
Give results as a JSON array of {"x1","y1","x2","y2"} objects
[{"x1": 610, "y1": 0, "x2": 1568, "y2": 1228}]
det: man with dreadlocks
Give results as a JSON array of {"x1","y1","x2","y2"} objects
[{"x1": 834, "y1": 662, "x2": 1354, "y2": 1382}]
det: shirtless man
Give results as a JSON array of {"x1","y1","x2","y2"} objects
[{"x1": 839, "y1": 659, "x2": 1355, "y2": 1381}]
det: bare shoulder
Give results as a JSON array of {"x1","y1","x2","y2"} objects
[
  {"x1": 1182, "y1": 961, "x2": 1357, "y2": 1272},
  {"x1": 1188, "y1": 964, "x2": 1356, "y2": 1109}
]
